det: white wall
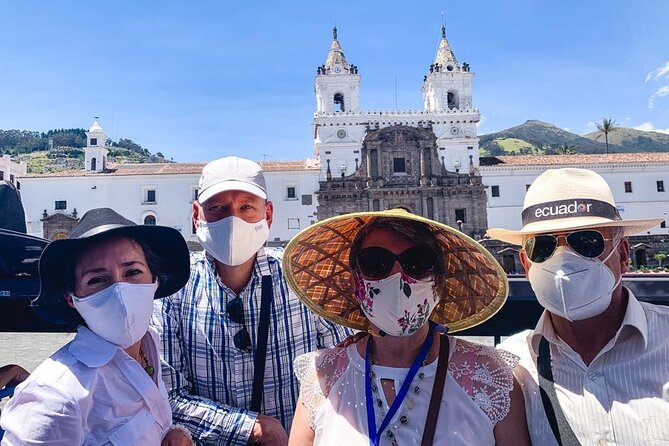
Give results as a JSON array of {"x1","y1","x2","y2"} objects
[
  {"x1": 20, "y1": 168, "x2": 321, "y2": 244},
  {"x1": 0, "y1": 155, "x2": 27, "y2": 185}
]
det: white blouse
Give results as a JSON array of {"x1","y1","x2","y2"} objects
[
  {"x1": 295, "y1": 336, "x2": 518, "y2": 446},
  {"x1": 1, "y1": 327, "x2": 172, "y2": 446}
]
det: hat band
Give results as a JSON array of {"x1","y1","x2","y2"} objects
[{"x1": 522, "y1": 199, "x2": 621, "y2": 225}]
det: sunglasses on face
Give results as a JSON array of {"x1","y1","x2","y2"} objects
[
  {"x1": 226, "y1": 297, "x2": 252, "y2": 352},
  {"x1": 524, "y1": 230, "x2": 614, "y2": 263},
  {"x1": 356, "y1": 246, "x2": 437, "y2": 280}
]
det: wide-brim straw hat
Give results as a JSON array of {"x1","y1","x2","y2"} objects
[
  {"x1": 283, "y1": 209, "x2": 508, "y2": 333},
  {"x1": 32, "y1": 207, "x2": 190, "y2": 325},
  {"x1": 487, "y1": 168, "x2": 663, "y2": 246}
]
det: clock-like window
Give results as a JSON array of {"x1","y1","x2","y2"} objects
[{"x1": 336, "y1": 129, "x2": 347, "y2": 139}]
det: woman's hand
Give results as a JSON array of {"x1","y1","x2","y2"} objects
[
  {"x1": 0, "y1": 364, "x2": 29, "y2": 389},
  {"x1": 161, "y1": 427, "x2": 195, "y2": 446}
]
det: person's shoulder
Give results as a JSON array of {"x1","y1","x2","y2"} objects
[
  {"x1": 640, "y1": 300, "x2": 669, "y2": 318},
  {"x1": 14, "y1": 344, "x2": 86, "y2": 398},
  {"x1": 454, "y1": 337, "x2": 519, "y2": 370},
  {"x1": 497, "y1": 329, "x2": 534, "y2": 358}
]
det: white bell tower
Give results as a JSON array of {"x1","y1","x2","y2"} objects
[
  {"x1": 84, "y1": 118, "x2": 109, "y2": 172},
  {"x1": 421, "y1": 25, "x2": 474, "y2": 112},
  {"x1": 315, "y1": 27, "x2": 360, "y2": 113}
]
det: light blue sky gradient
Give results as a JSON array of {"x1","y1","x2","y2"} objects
[{"x1": 1, "y1": 1, "x2": 668, "y2": 161}]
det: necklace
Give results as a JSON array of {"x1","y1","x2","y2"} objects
[
  {"x1": 138, "y1": 348, "x2": 154, "y2": 376},
  {"x1": 364, "y1": 322, "x2": 435, "y2": 446}
]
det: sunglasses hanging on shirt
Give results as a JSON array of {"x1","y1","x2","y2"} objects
[
  {"x1": 226, "y1": 297, "x2": 252, "y2": 352},
  {"x1": 524, "y1": 229, "x2": 613, "y2": 263}
]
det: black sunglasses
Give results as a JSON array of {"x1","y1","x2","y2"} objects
[
  {"x1": 524, "y1": 230, "x2": 613, "y2": 263},
  {"x1": 356, "y1": 246, "x2": 437, "y2": 280},
  {"x1": 226, "y1": 297, "x2": 252, "y2": 352}
]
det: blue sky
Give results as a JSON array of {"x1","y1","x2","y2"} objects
[{"x1": 1, "y1": 1, "x2": 668, "y2": 162}]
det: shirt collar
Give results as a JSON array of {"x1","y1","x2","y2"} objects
[
  {"x1": 530, "y1": 286, "x2": 649, "y2": 355},
  {"x1": 68, "y1": 326, "x2": 119, "y2": 368}
]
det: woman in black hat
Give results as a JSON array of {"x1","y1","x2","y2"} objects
[{"x1": 0, "y1": 208, "x2": 194, "y2": 446}]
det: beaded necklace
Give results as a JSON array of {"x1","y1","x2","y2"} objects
[
  {"x1": 138, "y1": 348, "x2": 154, "y2": 376},
  {"x1": 364, "y1": 322, "x2": 435, "y2": 446}
]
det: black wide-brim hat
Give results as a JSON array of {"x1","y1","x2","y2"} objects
[{"x1": 32, "y1": 207, "x2": 190, "y2": 325}]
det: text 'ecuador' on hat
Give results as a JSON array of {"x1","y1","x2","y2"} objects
[{"x1": 487, "y1": 168, "x2": 663, "y2": 245}]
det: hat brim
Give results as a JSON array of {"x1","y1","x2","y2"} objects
[
  {"x1": 487, "y1": 216, "x2": 664, "y2": 246},
  {"x1": 32, "y1": 225, "x2": 190, "y2": 325},
  {"x1": 284, "y1": 210, "x2": 508, "y2": 333},
  {"x1": 198, "y1": 180, "x2": 267, "y2": 203}
]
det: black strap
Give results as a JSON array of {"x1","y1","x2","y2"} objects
[
  {"x1": 420, "y1": 333, "x2": 450, "y2": 446},
  {"x1": 250, "y1": 275, "x2": 274, "y2": 412},
  {"x1": 537, "y1": 337, "x2": 582, "y2": 446}
]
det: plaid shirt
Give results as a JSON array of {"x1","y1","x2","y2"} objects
[{"x1": 152, "y1": 249, "x2": 350, "y2": 445}]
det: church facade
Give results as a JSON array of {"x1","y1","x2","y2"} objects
[{"x1": 313, "y1": 27, "x2": 488, "y2": 238}]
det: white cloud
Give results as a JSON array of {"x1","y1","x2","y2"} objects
[
  {"x1": 586, "y1": 121, "x2": 597, "y2": 130},
  {"x1": 646, "y1": 61, "x2": 669, "y2": 82},
  {"x1": 563, "y1": 127, "x2": 570, "y2": 132},
  {"x1": 634, "y1": 122, "x2": 669, "y2": 134},
  {"x1": 476, "y1": 115, "x2": 486, "y2": 128},
  {"x1": 648, "y1": 85, "x2": 669, "y2": 109}
]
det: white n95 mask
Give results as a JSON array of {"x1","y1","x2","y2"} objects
[
  {"x1": 355, "y1": 272, "x2": 439, "y2": 336},
  {"x1": 527, "y1": 245, "x2": 622, "y2": 321},
  {"x1": 72, "y1": 282, "x2": 158, "y2": 348},
  {"x1": 197, "y1": 216, "x2": 269, "y2": 266}
]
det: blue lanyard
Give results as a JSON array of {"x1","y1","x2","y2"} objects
[{"x1": 364, "y1": 323, "x2": 435, "y2": 446}]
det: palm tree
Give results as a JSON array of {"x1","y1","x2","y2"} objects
[
  {"x1": 595, "y1": 118, "x2": 618, "y2": 154},
  {"x1": 556, "y1": 144, "x2": 577, "y2": 155}
]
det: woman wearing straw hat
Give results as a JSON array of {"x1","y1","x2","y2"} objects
[
  {"x1": 285, "y1": 210, "x2": 530, "y2": 446},
  {"x1": 0, "y1": 208, "x2": 194, "y2": 446}
]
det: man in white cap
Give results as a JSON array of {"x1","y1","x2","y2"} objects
[
  {"x1": 489, "y1": 168, "x2": 669, "y2": 446},
  {"x1": 152, "y1": 156, "x2": 350, "y2": 445}
]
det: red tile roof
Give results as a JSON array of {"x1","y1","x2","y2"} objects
[
  {"x1": 480, "y1": 153, "x2": 669, "y2": 167},
  {"x1": 20, "y1": 160, "x2": 319, "y2": 178}
]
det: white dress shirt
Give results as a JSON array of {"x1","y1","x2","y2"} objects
[
  {"x1": 499, "y1": 288, "x2": 669, "y2": 446},
  {"x1": 0, "y1": 326, "x2": 172, "y2": 445}
]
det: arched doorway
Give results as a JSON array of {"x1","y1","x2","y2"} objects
[{"x1": 143, "y1": 215, "x2": 156, "y2": 225}]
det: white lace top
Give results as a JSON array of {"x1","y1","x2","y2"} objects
[{"x1": 294, "y1": 337, "x2": 518, "y2": 446}]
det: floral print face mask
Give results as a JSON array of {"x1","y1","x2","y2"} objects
[{"x1": 355, "y1": 271, "x2": 438, "y2": 336}]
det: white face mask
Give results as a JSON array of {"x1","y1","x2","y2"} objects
[
  {"x1": 197, "y1": 216, "x2": 269, "y2": 266},
  {"x1": 527, "y1": 244, "x2": 622, "y2": 321},
  {"x1": 72, "y1": 282, "x2": 158, "y2": 348},
  {"x1": 355, "y1": 272, "x2": 439, "y2": 336}
]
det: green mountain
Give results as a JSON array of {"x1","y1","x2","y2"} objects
[
  {"x1": 583, "y1": 127, "x2": 669, "y2": 152},
  {"x1": 477, "y1": 120, "x2": 669, "y2": 155},
  {"x1": 0, "y1": 129, "x2": 168, "y2": 174}
]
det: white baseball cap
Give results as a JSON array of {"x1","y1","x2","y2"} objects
[{"x1": 198, "y1": 156, "x2": 267, "y2": 203}]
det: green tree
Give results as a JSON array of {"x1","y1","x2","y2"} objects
[
  {"x1": 595, "y1": 118, "x2": 618, "y2": 154},
  {"x1": 557, "y1": 144, "x2": 577, "y2": 155},
  {"x1": 654, "y1": 252, "x2": 667, "y2": 268}
]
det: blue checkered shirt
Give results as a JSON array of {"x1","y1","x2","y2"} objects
[{"x1": 152, "y1": 249, "x2": 351, "y2": 445}]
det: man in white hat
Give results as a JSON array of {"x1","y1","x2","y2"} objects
[
  {"x1": 152, "y1": 156, "x2": 350, "y2": 445},
  {"x1": 490, "y1": 168, "x2": 669, "y2": 446}
]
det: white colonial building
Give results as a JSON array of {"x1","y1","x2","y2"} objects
[
  {"x1": 1, "y1": 154, "x2": 27, "y2": 187},
  {"x1": 19, "y1": 120, "x2": 320, "y2": 244}
]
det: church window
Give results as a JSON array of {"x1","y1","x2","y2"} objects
[
  {"x1": 286, "y1": 186, "x2": 297, "y2": 200},
  {"x1": 146, "y1": 189, "x2": 157, "y2": 203},
  {"x1": 333, "y1": 93, "x2": 345, "y2": 112},
  {"x1": 447, "y1": 91, "x2": 458, "y2": 109},
  {"x1": 370, "y1": 149, "x2": 379, "y2": 178},
  {"x1": 657, "y1": 180, "x2": 664, "y2": 192},
  {"x1": 91, "y1": 157, "x2": 97, "y2": 171},
  {"x1": 372, "y1": 199, "x2": 380, "y2": 212},
  {"x1": 426, "y1": 197, "x2": 434, "y2": 219},
  {"x1": 662, "y1": 221, "x2": 667, "y2": 229},
  {"x1": 624, "y1": 181, "x2": 633, "y2": 193},
  {"x1": 393, "y1": 157, "x2": 406, "y2": 174},
  {"x1": 288, "y1": 218, "x2": 300, "y2": 229},
  {"x1": 144, "y1": 215, "x2": 157, "y2": 225},
  {"x1": 55, "y1": 200, "x2": 67, "y2": 210},
  {"x1": 191, "y1": 187, "x2": 199, "y2": 202},
  {"x1": 90, "y1": 137, "x2": 98, "y2": 146},
  {"x1": 301, "y1": 194, "x2": 312, "y2": 206},
  {"x1": 526, "y1": 184, "x2": 531, "y2": 191},
  {"x1": 491, "y1": 185, "x2": 500, "y2": 197},
  {"x1": 0, "y1": 172, "x2": 3, "y2": 180},
  {"x1": 455, "y1": 208, "x2": 467, "y2": 223}
]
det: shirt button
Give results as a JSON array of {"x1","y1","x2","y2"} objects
[
  {"x1": 597, "y1": 438, "x2": 608, "y2": 446},
  {"x1": 588, "y1": 372, "x2": 598, "y2": 380}
]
